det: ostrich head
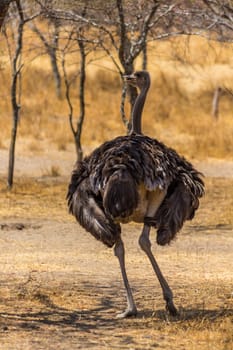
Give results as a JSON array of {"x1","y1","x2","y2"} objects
[{"x1": 124, "y1": 71, "x2": 151, "y2": 91}]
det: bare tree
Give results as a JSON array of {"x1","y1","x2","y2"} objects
[
  {"x1": 4, "y1": 0, "x2": 39, "y2": 188},
  {"x1": 201, "y1": 0, "x2": 233, "y2": 36},
  {"x1": 113, "y1": 0, "x2": 161, "y2": 130},
  {"x1": 196, "y1": 1, "x2": 233, "y2": 118},
  {"x1": 61, "y1": 26, "x2": 88, "y2": 162},
  {"x1": 5, "y1": 0, "x2": 25, "y2": 188},
  {"x1": 75, "y1": 28, "x2": 86, "y2": 161},
  {"x1": 41, "y1": 0, "x2": 180, "y2": 131}
]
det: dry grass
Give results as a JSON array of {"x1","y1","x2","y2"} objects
[
  {"x1": 0, "y1": 176, "x2": 68, "y2": 221},
  {"x1": 0, "y1": 33, "x2": 233, "y2": 159},
  {"x1": 1, "y1": 170, "x2": 233, "y2": 226}
]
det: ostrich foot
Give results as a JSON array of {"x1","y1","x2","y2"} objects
[
  {"x1": 166, "y1": 300, "x2": 179, "y2": 317},
  {"x1": 116, "y1": 307, "x2": 137, "y2": 319}
]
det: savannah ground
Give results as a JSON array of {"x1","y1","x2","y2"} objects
[
  {"x1": 0, "y1": 34, "x2": 233, "y2": 349},
  {"x1": 0, "y1": 164, "x2": 233, "y2": 349}
]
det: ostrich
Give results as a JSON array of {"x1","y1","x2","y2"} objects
[{"x1": 67, "y1": 71, "x2": 204, "y2": 318}]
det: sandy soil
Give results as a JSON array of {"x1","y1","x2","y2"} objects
[
  {"x1": 0, "y1": 148, "x2": 233, "y2": 349},
  {"x1": 0, "y1": 219, "x2": 232, "y2": 349}
]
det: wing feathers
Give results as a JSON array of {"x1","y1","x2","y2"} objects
[{"x1": 67, "y1": 134, "x2": 204, "y2": 247}]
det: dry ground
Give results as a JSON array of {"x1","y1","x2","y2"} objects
[
  {"x1": 1, "y1": 31, "x2": 233, "y2": 349},
  {"x1": 0, "y1": 152, "x2": 233, "y2": 350}
]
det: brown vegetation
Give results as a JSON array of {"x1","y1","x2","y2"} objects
[{"x1": 0, "y1": 34, "x2": 233, "y2": 161}]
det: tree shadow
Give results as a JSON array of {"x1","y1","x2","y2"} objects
[
  {"x1": 0, "y1": 279, "x2": 232, "y2": 333},
  {"x1": 1, "y1": 293, "x2": 232, "y2": 333},
  {"x1": 0, "y1": 303, "x2": 114, "y2": 332},
  {"x1": 0, "y1": 287, "x2": 119, "y2": 333}
]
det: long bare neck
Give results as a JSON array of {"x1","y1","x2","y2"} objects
[{"x1": 130, "y1": 83, "x2": 150, "y2": 135}]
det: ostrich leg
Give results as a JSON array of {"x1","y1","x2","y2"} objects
[
  {"x1": 139, "y1": 224, "x2": 178, "y2": 316},
  {"x1": 114, "y1": 237, "x2": 137, "y2": 318}
]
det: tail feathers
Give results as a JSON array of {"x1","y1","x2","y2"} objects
[
  {"x1": 69, "y1": 179, "x2": 121, "y2": 248},
  {"x1": 155, "y1": 182, "x2": 198, "y2": 246},
  {"x1": 103, "y1": 169, "x2": 138, "y2": 220}
]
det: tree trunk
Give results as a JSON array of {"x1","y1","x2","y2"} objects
[
  {"x1": 142, "y1": 43, "x2": 147, "y2": 70},
  {"x1": 120, "y1": 73, "x2": 138, "y2": 133},
  {"x1": 8, "y1": 102, "x2": 20, "y2": 188},
  {"x1": 117, "y1": 0, "x2": 138, "y2": 132},
  {"x1": 75, "y1": 34, "x2": 86, "y2": 161},
  {"x1": 49, "y1": 47, "x2": 62, "y2": 99},
  {"x1": 7, "y1": 0, "x2": 24, "y2": 189},
  {"x1": 123, "y1": 63, "x2": 138, "y2": 133}
]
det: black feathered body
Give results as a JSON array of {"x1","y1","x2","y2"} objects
[{"x1": 67, "y1": 133, "x2": 204, "y2": 248}]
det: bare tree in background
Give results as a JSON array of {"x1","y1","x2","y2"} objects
[
  {"x1": 201, "y1": 0, "x2": 233, "y2": 119},
  {"x1": 61, "y1": 25, "x2": 89, "y2": 162},
  {"x1": 5, "y1": 0, "x2": 25, "y2": 188},
  {"x1": 74, "y1": 26, "x2": 87, "y2": 161},
  {"x1": 172, "y1": 0, "x2": 233, "y2": 119},
  {"x1": 3, "y1": 0, "x2": 39, "y2": 188},
  {"x1": 201, "y1": 0, "x2": 233, "y2": 35},
  {"x1": 110, "y1": 0, "x2": 161, "y2": 130},
  {"x1": 41, "y1": 0, "x2": 182, "y2": 132}
]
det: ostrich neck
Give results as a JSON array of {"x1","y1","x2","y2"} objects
[{"x1": 130, "y1": 85, "x2": 149, "y2": 135}]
